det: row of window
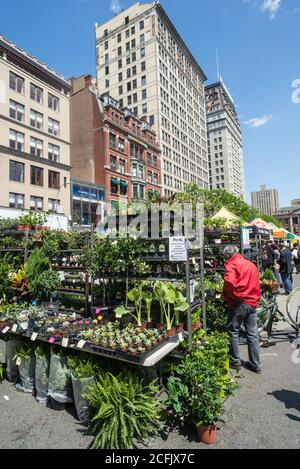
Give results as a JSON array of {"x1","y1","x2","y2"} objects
[
  {"x1": 9, "y1": 193, "x2": 60, "y2": 212},
  {"x1": 118, "y1": 76, "x2": 147, "y2": 95},
  {"x1": 9, "y1": 129, "x2": 60, "y2": 161},
  {"x1": 9, "y1": 72, "x2": 60, "y2": 111},
  {"x1": 104, "y1": 19, "x2": 145, "y2": 46},
  {"x1": 9, "y1": 100, "x2": 60, "y2": 135},
  {"x1": 104, "y1": 48, "x2": 145, "y2": 76},
  {"x1": 9, "y1": 160, "x2": 61, "y2": 189}
]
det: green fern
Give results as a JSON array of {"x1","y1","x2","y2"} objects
[{"x1": 84, "y1": 371, "x2": 162, "y2": 449}]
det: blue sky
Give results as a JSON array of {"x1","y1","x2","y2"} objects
[{"x1": 1, "y1": 0, "x2": 299, "y2": 207}]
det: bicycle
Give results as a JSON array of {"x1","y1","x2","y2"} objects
[{"x1": 240, "y1": 294, "x2": 299, "y2": 347}]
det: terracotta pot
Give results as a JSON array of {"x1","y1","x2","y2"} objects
[
  {"x1": 176, "y1": 324, "x2": 184, "y2": 334},
  {"x1": 146, "y1": 321, "x2": 154, "y2": 329},
  {"x1": 139, "y1": 324, "x2": 147, "y2": 332},
  {"x1": 196, "y1": 425, "x2": 217, "y2": 445},
  {"x1": 17, "y1": 225, "x2": 32, "y2": 231},
  {"x1": 167, "y1": 328, "x2": 176, "y2": 338}
]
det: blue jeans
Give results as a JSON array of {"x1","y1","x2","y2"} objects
[
  {"x1": 227, "y1": 303, "x2": 261, "y2": 370},
  {"x1": 281, "y1": 273, "x2": 293, "y2": 294}
]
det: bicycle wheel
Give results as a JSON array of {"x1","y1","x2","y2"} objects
[{"x1": 286, "y1": 287, "x2": 300, "y2": 327}]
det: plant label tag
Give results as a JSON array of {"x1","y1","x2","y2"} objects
[
  {"x1": 48, "y1": 337, "x2": 55, "y2": 344},
  {"x1": 12, "y1": 324, "x2": 18, "y2": 333},
  {"x1": 77, "y1": 340, "x2": 86, "y2": 349},
  {"x1": 191, "y1": 257, "x2": 196, "y2": 265},
  {"x1": 215, "y1": 239, "x2": 222, "y2": 244},
  {"x1": 16, "y1": 358, "x2": 21, "y2": 366},
  {"x1": 95, "y1": 307, "x2": 102, "y2": 316},
  {"x1": 216, "y1": 294, "x2": 221, "y2": 299},
  {"x1": 31, "y1": 333, "x2": 38, "y2": 342},
  {"x1": 115, "y1": 313, "x2": 122, "y2": 319},
  {"x1": 2, "y1": 327, "x2": 10, "y2": 334},
  {"x1": 62, "y1": 338, "x2": 69, "y2": 348},
  {"x1": 178, "y1": 332, "x2": 184, "y2": 343}
]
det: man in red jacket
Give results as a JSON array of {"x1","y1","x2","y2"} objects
[{"x1": 223, "y1": 246, "x2": 262, "y2": 374}]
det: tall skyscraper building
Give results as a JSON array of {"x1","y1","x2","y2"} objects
[
  {"x1": 205, "y1": 80, "x2": 245, "y2": 198},
  {"x1": 251, "y1": 185, "x2": 279, "y2": 216},
  {"x1": 0, "y1": 34, "x2": 71, "y2": 229},
  {"x1": 95, "y1": 1, "x2": 209, "y2": 197}
]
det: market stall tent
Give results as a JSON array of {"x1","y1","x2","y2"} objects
[{"x1": 211, "y1": 207, "x2": 239, "y2": 222}]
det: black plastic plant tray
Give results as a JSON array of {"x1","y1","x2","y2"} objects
[{"x1": 73, "y1": 337, "x2": 169, "y2": 364}]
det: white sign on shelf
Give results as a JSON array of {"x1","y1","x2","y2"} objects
[
  {"x1": 62, "y1": 338, "x2": 69, "y2": 348},
  {"x1": 77, "y1": 340, "x2": 86, "y2": 349},
  {"x1": 169, "y1": 237, "x2": 187, "y2": 262},
  {"x1": 2, "y1": 327, "x2": 10, "y2": 334},
  {"x1": 31, "y1": 332, "x2": 38, "y2": 342},
  {"x1": 12, "y1": 324, "x2": 18, "y2": 333}
]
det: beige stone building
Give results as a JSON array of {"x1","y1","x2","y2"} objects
[
  {"x1": 0, "y1": 35, "x2": 71, "y2": 228},
  {"x1": 251, "y1": 185, "x2": 279, "y2": 216},
  {"x1": 95, "y1": 1, "x2": 208, "y2": 197}
]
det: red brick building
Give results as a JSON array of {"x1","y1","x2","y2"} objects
[{"x1": 70, "y1": 75, "x2": 161, "y2": 207}]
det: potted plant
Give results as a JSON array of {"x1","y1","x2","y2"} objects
[{"x1": 153, "y1": 281, "x2": 176, "y2": 336}]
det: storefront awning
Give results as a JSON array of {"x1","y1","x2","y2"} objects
[
  {"x1": 120, "y1": 181, "x2": 128, "y2": 188},
  {"x1": 111, "y1": 178, "x2": 120, "y2": 185}
]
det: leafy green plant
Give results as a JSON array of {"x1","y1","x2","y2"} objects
[
  {"x1": 14, "y1": 344, "x2": 34, "y2": 362},
  {"x1": 20, "y1": 210, "x2": 48, "y2": 227},
  {"x1": 84, "y1": 371, "x2": 162, "y2": 449},
  {"x1": 67, "y1": 356, "x2": 99, "y2": 381},
  {"x1": 24, "y1": 249, "x2": 60, "y2": 301}
]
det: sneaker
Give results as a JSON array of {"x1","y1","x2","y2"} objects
[
  {"x1": 245, "y1": 361, "x2": 262, "y2": 374},
  {"x1": 230, "y1": 362, "x2": 241, "y2": 372}
]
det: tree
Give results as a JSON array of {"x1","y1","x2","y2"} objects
[
  {"x1": 176, "y1": 184, "x2": 258, "y2": 222},
  {"x1": 260, "y1": 215, "x2": 283, "y2": 228}
]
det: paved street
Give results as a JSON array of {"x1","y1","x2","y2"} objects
[{"x1": 0, "y1": 277, "x2": 299, "y2": 450}]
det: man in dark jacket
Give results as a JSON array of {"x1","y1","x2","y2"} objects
[
  {"x1": 223, "y1": 246, "x2": 262, "y2": 374},
  {"x1": 279, "y1": 244, "x2": 293, "y2": 294},
  {"x1": 265, "y1": 242, "x2": 275, "y2": 270}
]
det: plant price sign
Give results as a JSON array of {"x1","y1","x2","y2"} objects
[{"x1": 169, "y1": 237, "x2": 188, "y2": 262}]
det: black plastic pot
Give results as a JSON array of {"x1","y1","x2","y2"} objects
[{"x1": 50, "y1": 397, "x2": 66, "y2": 411}]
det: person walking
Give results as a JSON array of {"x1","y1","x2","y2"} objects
[
  {"x1": 292, "y1": 244, "x2": 300, "y2": 275},
  {"x1": 223, "y1": 246, "x2": 262, "y2": 374},
  {"x1": 273, "y1": 244, "x2": 283, "y2": 287},
  {"x1": 279, "y1": 243, "x2": 293, "y2": 294}
]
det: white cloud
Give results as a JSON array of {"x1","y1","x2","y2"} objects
[
  {"x1": 261, "y1": 0, "x2": 282, "y2": 18},
  {"x1": 110, "y1": 0, "x2": 121, "y2": 14},
  {"x1": 244, "y1": 115, "x2": 274, "y2": 127}
]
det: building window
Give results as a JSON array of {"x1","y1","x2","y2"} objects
[
  {"x1": 9, "y1": 192, "x2": 24, "y2": 209},
  {"x1": 104, "y1": 40, "x2": 109, "y2": 50},
  {"x1": 126, "y1": 29, "x2": 130, "y2": 38},
  {"x1": 30, "y1": 196, "x2": 43, "y2": 210},
  {"x1": 30, "y1": 83, "x2": 43, "y2": 103},
  {"x1": 141, "y1": 76, "x2": 146, "y2": 87},
  {"x1": 154, "y1": 173, "x2": 158, "y2": 185},
  {"x1": 133, "y1": 79, "x2": 137, "y2": 89},
  {"x1": 118, "y1": 59, "x2": 122, "y2": 69},
  {"x1": 131, "y1": 39, "x2": 136, "y2": 49},
  {"x1": 127, "y1": 95, "x2": 132, "y2": 106},
  {"x1": 139, "y1": 165, "x2": 144, "y2": 179},
  {"x1": 31, "y1": 166, "x2": 44, "y2": 186},
  {"x1": 119, "y1": 99, "x2": 123, "y2": 108},
  {"x1": 119, "y1": 138, "x2": 125, "y2": 153},
  {"x1": 125, "y1": 16, "x2": 129, "y2": 25},
  {"x1": 140, "y1": 20, "x2": 144, "y2": 30},
  {"x1": 48, "y1": 198, "x2": 60, "y2": 213},
  {"x1": 147, "y1": 153, "x2": 152, "y2": 165},
  {"x1": 105, "y1": 66, "x2": 109, "y2": 75},
  {"x1": 127, "y1": 82, "x2": 132, "y2": 92},
  {"x1": 9, "y1": 160, "x2": 24, "y2": 183},
  {"x1": 30, "y1": 109, "x2": 43, "y2": 130},
  {"x1": 133, "y1": 107, "x2": 138, "y2": 116},
  {"x1": 9, "y1": 130, "x2": 24, "y2": 152},
  {"x1": 118, "y1": 46, "x2": 122, "y2": 56},
  {"x1": 126, "y1": 56, "x2": 131, "y2": 65},
  {"x1": 105, "y1": 79, "x2": 110, "y2": 88},
  {"x1": 48, "y1": 93, "x2": 59, "y2": 112},
  {"x1": 150, "y1": 115, "x2": 155, "y2": 126},
  {"x1": 120, "y1": 181, "x2": 128, "y2": 196},
  {"x1": 140, "y1": 47, "x2": 145, "y2": 58},
  {"x1": 133, "y1": 93, "x2": 138, "y2": 103},
  {"x1": 141, "y1": 61, "x2": 146, "y2": 72},
  {"x1": 117, "y1": 33, "x2": 122, "y2": 43},
  {"x1": 110, "y1": 155, "x2": 117, "y2": 171},
  {"x1": 111, "y1": 179, "x2": 119, "y2": 195},
  {"x1": 119, "y1": 85, "x2": 123, "y2": 95},
  {"x1": 127, "y1": 68, "x2": 131, "y2": 79},
  {"x1": 30, "y1": 137, "x2": 43, "y2": 158},
  {"x1": 142, "y1": 89, "x2": 147, "y2": 100},
  {"x1": 109, "y1": 133, "x2": 116, "y2": 149},
  {"x1": 147, "y1": 171, "x2": 152, "y2": 183},
  {"x1": 9, "y1": 72, "x2": 25, "y2": 94},
  {"x1": 48, "y1": 143, "x2": 60, "y2": 162},
  {"x1": 126, "y1": 41, "x2": 130, "y2": 52},
  {"x1": 142, "y1": 103, "x2": 148, "y2": 114},
  {"x1": 120, "y1": 159, "x2": 125, "y2": 174},
  {"x1": 132, "y1": 163, "x2": 137, "y2": 177},
  {"x1": 48, "y1": 118, "x2": 60, "y2": 136},
  {"x1": 132, "y1": 52, "x2": 136, "y2": 62},
  {"x1": 140, "y1": 34, "x2": 145, "y2": 45},
  {"x1": 48, "y1": 170, "x2": 60, "y2": 189},
  {"x1": 105, "y1": 53, "x2": 109, "y2": 64},
  {"x1": 132, "y1": 66, "x2": 137, "y2": 76},
  {"x1": 140, "y1": 185, "x2": 145, "y2": 199},
  {"x1": 153, "y1": 155, "x2": 157, "y2": 167},
  {"x1": 9, "y1": 100, "x2": 24, "y2": 122},
  {"x1": 133, "y1": 183, "x2": 138, "y2": 199},
  {"x1": 119, "y1": 72, "x2": 123, "y2": 82}
]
